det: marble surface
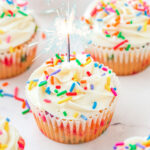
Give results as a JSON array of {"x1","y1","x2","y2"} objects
[{"x1": 0, "y1": 0, "x2": 150, "y2": 150}]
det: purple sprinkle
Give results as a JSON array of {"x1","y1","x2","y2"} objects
[
  {"x1": 136, "y1": 143, "x2": 145, "y2": 149},
  {"x1": 25, "y1": 100, "x2": 30, "y2": 110},
  {"x1": 90, "y1": 84, "x2": 94, "y2": 90},
  {"x1": 50, "y1": 69, "x2": 61, "y2": 76},
  {"x1": 101, "y1": 73, "x2": 106, "y2": 76}
]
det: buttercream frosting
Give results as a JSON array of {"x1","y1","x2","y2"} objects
[
  {"x1": 26, "y1": 53, "x2": 119, "y2": 120},
  {"x1": 0, "y1": 1, "x2": 36, "y2": 53},
  {"x1": 84, "y1": 0, "x2": 150, "y2": 48}
]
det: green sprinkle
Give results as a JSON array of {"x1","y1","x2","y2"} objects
[
  {"x1": 125, "y1": 44, "x2": 131, "y2": 51},
  {"x1": 130, "y1": 20, "x2": 133, "y2": 24},
  {"x1": 129, "y1": 144, "x2": 136, "y2": 150},
  {"x1": 38, "y1": 81, "x2": 47, "y2": 87},
  {"x1": 13, "y1": 13, "x2": 16, "y2": 17},
  {"x1": 54, "y1": 89, "x2": 58, "y2": 93},
  {"x1": 106, "y1": 34, "x2": 111, "y2": 38},
  {"x1": 108, "y1": 70, "x2": 112, "y2": 74},
  {"x1": 7, "y1": 14, "x2": 12, "y2": 17},
  {"x1": 76, "y1": 59, "x2": 82, "y2": 66},
  {"x1": 18, "y1": 10, "x2": 28, "y2": 16},
  {"x1": 0, "y1": 93, "x2": 4, "y2": 97},
  {"x1": 0, "y1": 12, "x2": 5, "y2": 18},
  {"x1": 57, "y1": 90, "x2": 67, "y2": 96},
  {"x1": 22, "y1": 109, "x2": 30, "y2": 115},
  {"x1": 56, "y1": 54, "x2": 64, "y2": 62},
  {"x1": 16, "y1": 6, "x2": 20, "y2": 9},
  {"x1": 117, "y1": 32, "x2": 125, "y2": 39},
  {"x1": 35, "y1": 25, "x2": 38, "y2": 33},
  {"x1": 115, "y1": 9, "x2": 120, "y2": 16},
  {"x1": 63, "y1": 111, "x2": 67, "y2": 117}
]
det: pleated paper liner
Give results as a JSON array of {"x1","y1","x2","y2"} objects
[
  {"x1": 30, "y1": 96, "x2": 118, "y2": 144},
  {"x1": 0, "y1": 34, "x2": 37, "y2": 79},
  {"x1": 85, "y1": 43, "x2": 150, "y2": 76}
]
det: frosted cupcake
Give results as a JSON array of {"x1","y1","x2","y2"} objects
[
  {"x1": 0, "y1": 116, "x2": 25, "y2": 150},
  {"x1": 83, "y1": 0, "x2": 150, "y2": 75},
  {"x1": 114, "y1": 135, "x2": 150, "y2": 150},
  {"x1": 26, "y1": 53, "x2": 119, "y2": 144},
  {"x1": 0, "y1": 1, "x2": 38, "y2": 79}
]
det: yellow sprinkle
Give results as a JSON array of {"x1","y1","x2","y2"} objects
[
  {"x1": 9, "y1": 47, "x2": 14, "y2": 53},
  {"x1": 73, "y1": 112, "x2": 79, "y2": 118},
  {"x1": 58, "y1": 97, "x2": 72, "y2": 104},
  {"x1": 76, "y1": 89, "x2": 80, "y2": 93},
  {"x1": 107, "y1": 76, "x2": 111, "y2": 85},
  {"x1": 28, "y1": 81, "x2": 34, "y2": 90},
  {"x1": 144, "y1": 20, "x2": 148, "y2": 31},
  {"x1": 33, "y1": 82, "x2": 37, "y2": 87},
  {"x1": 73, "y1": 73, "x2": 78, "y2": 81},
  {"x1": 0, "y1": 144, "x2": 8, "y2": 149},
  {"x1": 41, "y1": 86, "x2": 46, "y2": 93},
  {"x1": 105, "y1": 84, "x2": 110, "y2": 91},
  {"x1": 0, "y1": 30, "x2": 4, "y2": 34},
  {"x1": 73, "y1": 51, "x2": 76, "y2": 55},
  {"x1": 83, "y1": 59, "x2": 92, "y2": 66},
  {"x1": 61, "y1": 56, "x2": 64, "y2": 60},
  {"x1": 142, "y1": 140, "x2": 150, "y2": 147},
  {"x1": 4, "y1": 122, "x2": 9, "y2": 132},
  {"x1": 54, "y1": 59, "x2": 59, "y2": 66},
  {"x1": 139, "y1": 0, "x2": 143, "y2": 4},
  {"x1": 110, "y1": 3, "x2": 116, "y2": 9}
]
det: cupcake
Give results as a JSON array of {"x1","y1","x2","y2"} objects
[
  {"x1": 25, "y1": 53, "x2": 119, "y2": 144},
  {"x1": 113, "y1": 135, "x2": 150, "y2": 150},
  {"x1": 0, "y1": 1, "x2": 38, "y2": 79},
  {"x1": 0, "y1": 116, "x2": 25, "y2": 150},
  {"x1": 83, "y1": 0, "x2": 150, "y2": 75}
]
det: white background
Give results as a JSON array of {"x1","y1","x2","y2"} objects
[{"x1": 0, "y1": 0, "x2": 150, "y2": 150}]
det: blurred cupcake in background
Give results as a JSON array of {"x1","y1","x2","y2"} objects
[
  {"x1": 0, "y1": 1, "x2": 38, "y2": 79},
  {"x1": 113, "y1": 135, "x2": 150, "y2": 150},
  {"x1": 0, "y1": 116, "x2": 25, "y2": 150},
  {"x1": 26, "y1": 53, "x2": 119, "y2": 144},
  {"x1": 83, "y1": 0, "x2": 150, "y2": 75}
]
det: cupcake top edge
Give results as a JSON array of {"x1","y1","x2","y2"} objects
[
  {"x1": 26, "y1": 53, "x2": 119, "y2": 120},
  {"x1": 0, "y1": 116, "x2": 25, "y2": 150},
  {"x1": 83, "y1": 0, "x2": 150, "y2": 49},
  {"x1": 0, "y1": 1, "x2": 37, "y2": 53},
  {"x1": 114, "y1": 135, "x2": 150, "y2": 150}
]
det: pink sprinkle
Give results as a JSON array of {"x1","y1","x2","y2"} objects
[
  {"x1": 6, "y1": 35, "x2": 11, "y2": 43},
  {"x1": 111, "y1": 88, "x2": 117, "y2": 96},
  {"x1": 46, "y1": 75, "x2": 49, "y2": 80},
  {"x1": 104, "y1": 30, "x2": 109, "y2": 34},
  {"x1": 102, "y1": 67, "x2": 108, "y2": 71},
  {"x1": 17, "y1": 1, "x2": 28, "y2": 7},
  {"x1": 115, "y1": 142, "x2": 125, "y2": 146},
  {"x1": 42, "y1": 116, "x2": 46, "y2": 122},
  {"x1": 43, "y1": 99, "x2": 51, "y2": 103},
  {"x1": 0, "y1": 130, "x2": 3, "y2": 135}
]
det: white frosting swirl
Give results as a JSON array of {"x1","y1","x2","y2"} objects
[
  {"x1": 0, "y1": 117, "x2": 21, "y2": 150},
  {"x1": 84, "y1": 0, "x2": 150, "y2": 47},
  {"x1": 26, "y1": 54, "x2": 119, "y2": 120},
  {"x1": 0, "y1": 2, "x2": 36, "y2": 53}
]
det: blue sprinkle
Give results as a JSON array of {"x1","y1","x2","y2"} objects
[
  {"x1": 70, "y1": 83, "x2": 76, "y2": 92},
  {"x1": 99, "y1": 64, "x2": 103, "y2": 69},
  {"x1": 114, "y1": 87, "x2": 117, "y2": 91},
  {"x1": 137, "y1": 26, "x2": 142, "y2": 31},
  {"x1": 6, "y1": 0, "x2": 14, "y2": 5},
  {"x1": 92, "y1": 101, "x2": 97, "y2": 109},
  {"x1": 90, "y1": 84, "x2": 94, "y2": 90},
  {"x1": 86, "y1": 54, "x2": 91, "y2": 57},
  {"x1": 0, "y1": 89, "x2": 3, "y2": 93},
  {"x1": 80, "y1": 114, "x2": 88, "y2": 121},
  {"x1": 94, "y1": 62, "x2": 98, "y2": 67},
  {"x1": 101, "y1": 73, "x2": 106, "y2": 76},
  {"x1": 3, "y1": 93, "x2": 14, "y2": 98},
  {"x1": 125, "y1": 146, "x2": 129, "y2": 149},
  {"x1": 88, "y1": 40, "x2": 92, "y2": 45},
  {"x1": 136, "y1": 12, "x2": 142, "y2": 17},
  {"x1": 124, "y1": 3, "x2": 128, "y2": 7},
  {"x1": 147, "y1": 135, "x2": 150, "y2": 140},
  {"x1": 144, "y1": 10, "x2": 147, "y2": 16},
  {"x1": 45, "y1": 87, "x2": 51, "y2": 95},
  {"x1": 6, "y1": 118, "x2": 10, "y2": 122},
  {"x1": 26, "y1": 79, "x2": 39, "y2": 84},
  {"x1": 103, "y1": 9, "x2": 109, "y2": 15},
  {"x1": 97, "y1": 18, "x2": 103, "y2": 22},
  {"x1": 76, "y1": 82, "x2": 80, "y2": 86}
]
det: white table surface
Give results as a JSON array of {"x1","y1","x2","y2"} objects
[{"x1": 0, "y1": 0, "x2": 150, "y2": 150}]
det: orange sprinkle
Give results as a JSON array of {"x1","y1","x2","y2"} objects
[
  {"x1": 70, "y1": 57, "x2": 76, "y2": 61},
  {"x1": 119, "y1": 47, "x2": 124, "y2": 51},
  {"x1": 115, "y1": 16, "x2": 120, "y2": 21},
  {"x1": 107, "y1": 24, "x2": 111, "y2": 28},
  {"x1": 81, "y1": 16, "x2": 84, "y2": 21},
  {"x1": 112, "y1": 31, "x2": 119, "y2": 36},
  {"x1": 51, "y1": 76, "x2": 54, "y2": 85},
  {"x1": 112, "y1": 21, "x2": 120, "y2": 27},
  {"x1": 80, "y1": 80, "x2": 87, "y2": 84},
  {"x1": 42, "y1": 32, "x2": 46, "y2": 39},
  {"x1": 22, "y1": 101, "x2": 26, "y2": 109},
  {"x1": 44, "y1": 71, "x2": 49, "y2": 76},
  {"x1": 148, "y1": 19, "x2": 150, "y2": 25},
  {"x1": 85, "y1": 19, "x2": 91, "y2": 25},
  {"x1": 2, "y1": 82, "x2": 8, "y2": 87},
  {"x1": 126, "y1": 21, "x2": 130, "y2": 24},
  {"x1": 46, "y1": 61, "x2": 53, "y2": 64}
]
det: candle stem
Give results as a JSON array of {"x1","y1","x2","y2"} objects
[{"x1": 67, "y1": 33, "x2": 70, "y2": 62}]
